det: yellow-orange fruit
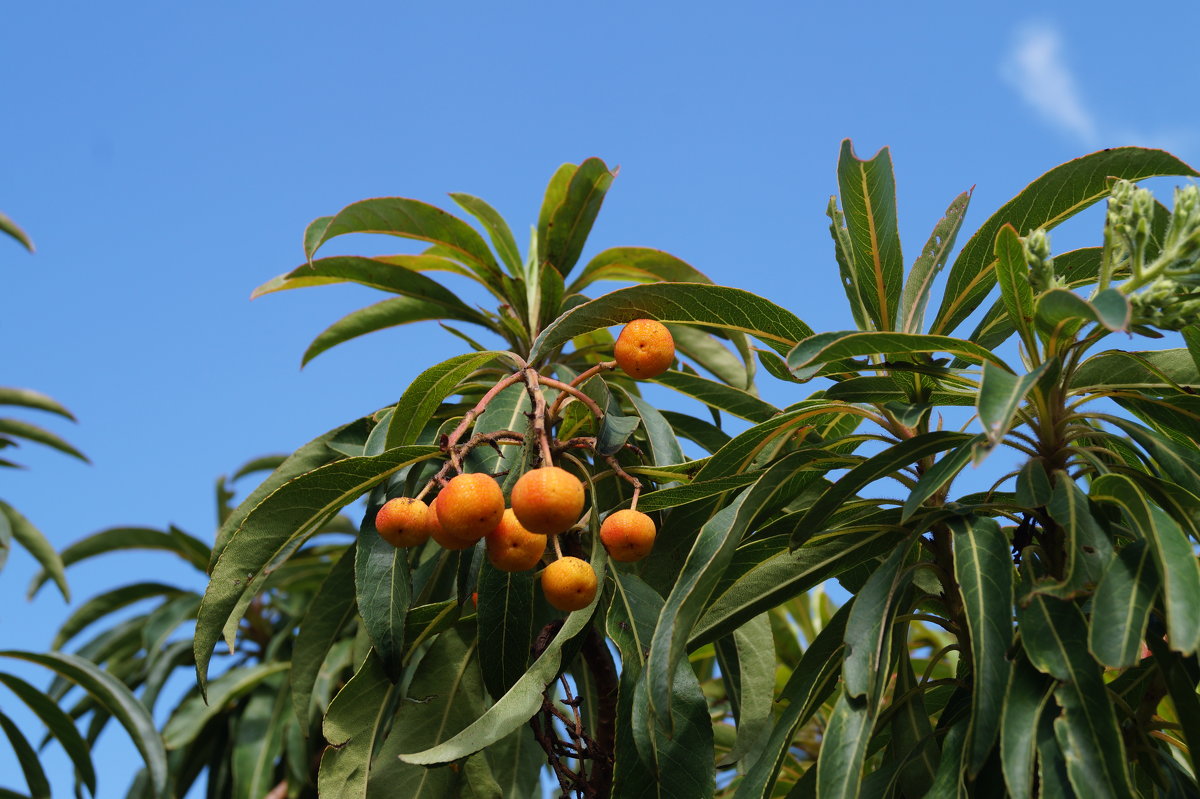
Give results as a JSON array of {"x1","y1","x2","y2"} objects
[
  {"x1": 428, "y1": 496, "x2": 476, "y2": 550},
  {"x1": 599, "y1": 509, "x2": 657, "y2": 562},
  {"x1": 511, "y1": 466, "x2": 585, "y2": 536},
  {"x1": 541, "y1": 556, "x2": 598, "y2": 612},
  {"x1": 375, "y1": 498, "x2": 431, "y2": 548},
  {"x1": 614, "y1": 318, "x2": 675, "y2": 379},
  {"x1": 436, "y1": 473, "x2": 506, "y2": 541},
  {"x1": 485, "y1": 509, "x2": 547, "y2": 572}
]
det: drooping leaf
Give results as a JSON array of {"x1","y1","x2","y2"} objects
[
  {"x1": 949, "y1": 515, "x2": 1013, "y2": 775},
  {"x1": 231, "y1": 675, "x2": 290, "y2": 799},
  {"x1": 836, "y1": 140, "x2": 905, "y2": 332},
  {"x1": 52, "y1": 581, "x2": 184, "y2": 650},
  {"x1": 1034, "y1": 288, "x2": 1130, "y2": 335},
  {"x1": 931, "y1": 147, "x2": 1198, "y2": 336},
  {"x1": 0, "y1": 210, "x2": 34, "y2": 251},
  {"x1": 1030, "y1": 478, "x2": 1113, "y2": 600},
  {"x1": 569, "y1": 247, "x2": 714, "y2": 293},
  {"x1": 0, "y1": 418, "x2": 87, "y2": 462},
  {"x1": 1070, "y1": 348, "x2": 1200, "y2": 391},
  {"x1": 0, "y1": 671, "x2": 96, "y2": 795},
  {"x1": 999, "y1": 656, "x2": 1055, "y2": 799},
  {"x1": 475, "y1": 561, "x2": 535, "y2": 700},
  {"x1": 0, "y1": 709, "x2": 50, "y2": 799},
  {"x1": 0, "y1": 501, "x2": 69, "y2": 601},
  {"x1": 291, "y1": 546, "x2": 357, "y2": 725},
  {"x1": 0, "y1": 388, "x2": 75, "y2": 420},
  {"x1": 814, "y1": 691, "x2": 873, "y2": 799},
  {"x1": 977, "y1": 360, "x2": 1050, "y2": 445},
  {"x1": 1089, "y1": 541, "x2": 1156, "y2": 668},
  {"x1": 317, "y1": 652, "x2": 395, "y2": 798},
  {"x1": 0, "y1": 650, "x2": 168, "y2": 798},
  {"x1": 718, "y1": 613, "x2": 774, "y2": 768},
  {"x1": 1090, "y1": 473, "x2": 1200, "y2": 654},
  {"x1": 164, "y1": 662, "x2": 290, "y2": 749},
  {"x1": 195, "y1": 445, "x2": 438, "y2": 693},
  {"x1": 530, "y1": 283, "x2": 813, "y2": 362},
  {"x1": 842, "y1": 536, "x2": 914, "y2": 704},
  {"x1": 355, "y1": 506, "x2": 411, "y2": 681},
  {"x1": 901, "y1": 433, "x2": 986, "y2": 522}
]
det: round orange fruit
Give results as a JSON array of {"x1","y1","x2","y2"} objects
[
  {"x1": 599, "y1": 509, "x2": 657, "y2": 562},
  {"x1": 485, "y1": 509, "x2": 547, "y2": 572},
  {"x1": 541, "y1": 556, "x2": 598, "y2": 612},
  {"x1": 511, "y1": 466, "x2": 585, "y2": 536},
  {"x1": 614, "y1": 318, "x2": 675, "y2": 379},
  {"x1": 375, "y1": 497, "x2": 431, "y2": 548}
]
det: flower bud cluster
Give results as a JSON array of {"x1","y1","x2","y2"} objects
[
  {"x1": 1129, "y1": 276, "x2": 1200, "y2": 330},
  {"x1": 1121, "y1": 183, "x2": 1200, "y2": 330},
  {"x1": 1024, "y1": 228, "x2": 1062, "y2": 293}
]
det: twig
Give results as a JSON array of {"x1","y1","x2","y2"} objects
[
  {"x1": 538, "y1": 374, "x2": 606, "y2": 421},
  {"x1": 522, "y1": 368, "x2": 555, "y2": 466},
  {"x1": 548, "y1": 360, "x2": 618, "y2": 418},
  {"x1": 444, "y1": 371, "x2": 525, "y2": 452}
]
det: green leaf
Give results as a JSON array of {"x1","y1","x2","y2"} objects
[
  {"x1": 1016, "y1": 597, "x2": 1135, "y2": 794},
  {"x1": 1146, "y1": 635, "x2": 1200, "y2": 780},
  {"x1": 900, "y1": 190, "x2": 972, "y2": 333},
  {"x1": 398, "y1": 532, "x2": 607, "y2": 765},
  {"x1": 814, "y1": 691, "x2": 872, "y2": 799},
  {"x1": 977, "y1": 360, "x2": 1050, "y2": 445},
  {"x1": 0, "y1": 418, "x2": 87, "y2": 462},
  {"x1": 0, "y1": 709, "x2": 49, "y2": 799},
  {"x1": 1070, "y1": 348, "x2": 1200, "y2": 391},
  {"x1": 1089, "y1": 541, "x2": 1156, "y2": 668},
  {"x1": 791, "y1": 431, "x2": 971, "y2": 546},
  {"x1": 301, "y1": 296, "x2": 497, "y2": 365},
  {"x1": 0, "y1": 671, "x2": 95, "y2": 795},
  {"x1": 0, "y1": 501, "x2": 69, "y2": 601},
  {"x1": 450, "y1": 193, "x2": 523, "y2": 276},
  {"x1": 993, "y1": 224, "x2": 1036, "y2": 348},
  {"x1": 231, "y1": 676, "x2": 290, "y2": 799},
  {"x1": 733, "y1": 603, "x2": 850, "y2": 799},
  {"x1": 691, "y1": 529, "x2": 892, "y2": 648},
  {"x1": 1035, "y1": 706, "x2": 1073, "y2": 799},
  {"x1": 164, "y1": 662, "x2": 290, "y2": 749},
  {"x1": 888, "y1": 651, "x2": 936, "y2": 797},
  {"x1": 923, "y1": 719, "x2": 968, "y2": 798},
  {"x1": 367, "y1": 624, "x2": 487, "y2": 797},
  {"x1": 932, "y1": 147, "x2": 1198, "y2": 336},
  {"x1": 842, "y1": 537, "x2": 914, "y2": 704},
  {"x1": 530, "y1": 283, "x2": 813, "y2": 362},
  {"x1": 317, "y1": 652, "x2": 396, "y2": 798},
  {"x1": 292, "y1": 546, "x2": 356, "y2": 725},
  {"x1": 52, "y1": 581, "x2": 183, "y2": 650},
  {"x1": 0, "y1": 650, "x2": 168, "y2": 798},
  {"x1": 950, "y1": 515, "x2": 1013, "y2": 775},
  {"x1": 29, "y1": 525, "x2": 207, "y2": 599},
  {"x1": 356, "y1": 507, "x2": 411, "y2": 681},
  {"x1": 608, "y1": 572, "x2": 715, "y2": 798},
  {"x1": 645, "y1": 454, "x2": 825, "y2": 729},
  {"x1": 0, "y1": 388, "x2": 75, "y2": 420},
  {"x1": 719, "y1": 614, "x2": 775, "y2": 768},
  {"x1": 836, "y1": 140, "x2": 904, "y2": 331},
  {"x1": 652, "y1": 370, "x2": 779, "y2": 423},
  {"x1": 621, "y1": 389, "x2": 686, "y2": 468},
  {"x1": 659, "y1": 410, "x2": 730, "y2": 454},
  {"x1": 636, "y1": 474, "x2": 760, "y2": 513},
  {"x1": 304, "y1": 196, "x2": 504, "y2": 287},
  {"x1": 1034, "y1": 288, "x2": 1130, "y2": 334},
  {"x1": 667, "y1": 324, "x2": 753, "y2": 390},
  {"x1": 483, "y1": 725, "x2": 543, "y2": 799},
  {"x1": 568, "y1": 247, "x2": 714, "y2": 294},
  {"x1": 827, "y1": 194, "x2": 870, "y2": 331},
  {"x1": 0, "y1": 211, "x2": 34, "y2": 251},
  {"x1": 195, "y1": 445, "x2": 438, "y2": 693},
  {"x1": 901, "y1": 434, "x2": 987, "y2": 522},
  {"x1": 536, "y1": 158, "x2": 614, "y2": 278},
  {"x1": 475, "y1": 562, "x2": 534, "y2": 699},
  {"x1": 786, "y1": 330, "x2": 1004, "y2": 379},
  {"x1": 999, "y1": 656, "x2": 1055, "y2": 799},
  {"x1": 386, "y1": 352, "x2": 512, "y2": 450},
  {"x1": 211, "y1": 417, "x2": 370, "y2": 568},
  {"x1": 464, "y1": 383, "x2": 529, "y2": 476},
  {"x1": 1029, "y1": 478, "x2": 1113, "y2": 600},
  {"x1": 1090, "y1": 473, "x2": 1200, "y2": 654}
]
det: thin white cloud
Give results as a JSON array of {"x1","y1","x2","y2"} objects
[{"x1": 1003, "y1": 23, "x2": 1098, "y2": 146}]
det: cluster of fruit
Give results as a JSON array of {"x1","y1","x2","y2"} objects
[{"x1": 375, "y1": 318, "x2": 675, "y2": 612}]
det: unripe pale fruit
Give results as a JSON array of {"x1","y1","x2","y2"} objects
[
  {"x1": 614, "y1": 318, "x2": 675, "y2": 379},
  {"x1": 375, "y1": 498, "x2": 431, "y2": 548},
  {"x1": 599, "y1": 509, "x2": 657, "y2": 562},
  {"x1": 485, "y1": 509, "x2": 547, "y2": 572},
  {"x1": 436, "y1": 473, "x2": 506, "y2": 541},
  {"x1": 511, "y1": 466, "x2": 585, "y2": 536},
  {"x1": 428, "y1": 496, "x2": 476, "y2": 551},
  {"x1": 541, "y1": 556, "x2": 598, "y2": 612}
]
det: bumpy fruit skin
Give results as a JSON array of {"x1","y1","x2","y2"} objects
[
  {"x1": 428, "y1": 496, "x2": 476, "y2": 550},
  {"x1": 485, "y1": 509, "x2": 547, "y2": 572},
  {"x1": 614, "y1": 318, "x2": 675, "y2": 379},
  {"x1": 436, "y1": 473, "x2": 506, "y2": 541},
  {"x1": 599, "y1": 509, "x2": 657, "y2": 562},
  {"x1": 541, "y1": 556, "x2": 598, "y2": 612},
  {"x1": 375, "y1": 498, "x2": 431, "y2": 548},
  {"x1": 511, "y1": 466, "x2": 585, "y2": 536}
]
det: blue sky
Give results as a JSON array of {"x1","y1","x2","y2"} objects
[{"x1": 3, "y1": 1, "x2": 1200, "y2": 794}]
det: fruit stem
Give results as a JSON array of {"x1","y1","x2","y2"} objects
[
  {"x1": 552, "y1": 534, "x2": 564, "y2": 560},
  {"x1": 445, "y1": 371, "x2": 525, "y2": 452},
  {"x1": 603, "y1": 453, "x2": 642, "y2": 506},
  {"x1": 538, "y1": 375, "x2": 605, "y2": 421},
  {"x1": 522, "y1": 368, "x2": 556, "y2": 466},
  {"x1": 547, "y1": 360, "x2": 617, "y2": 418}
]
